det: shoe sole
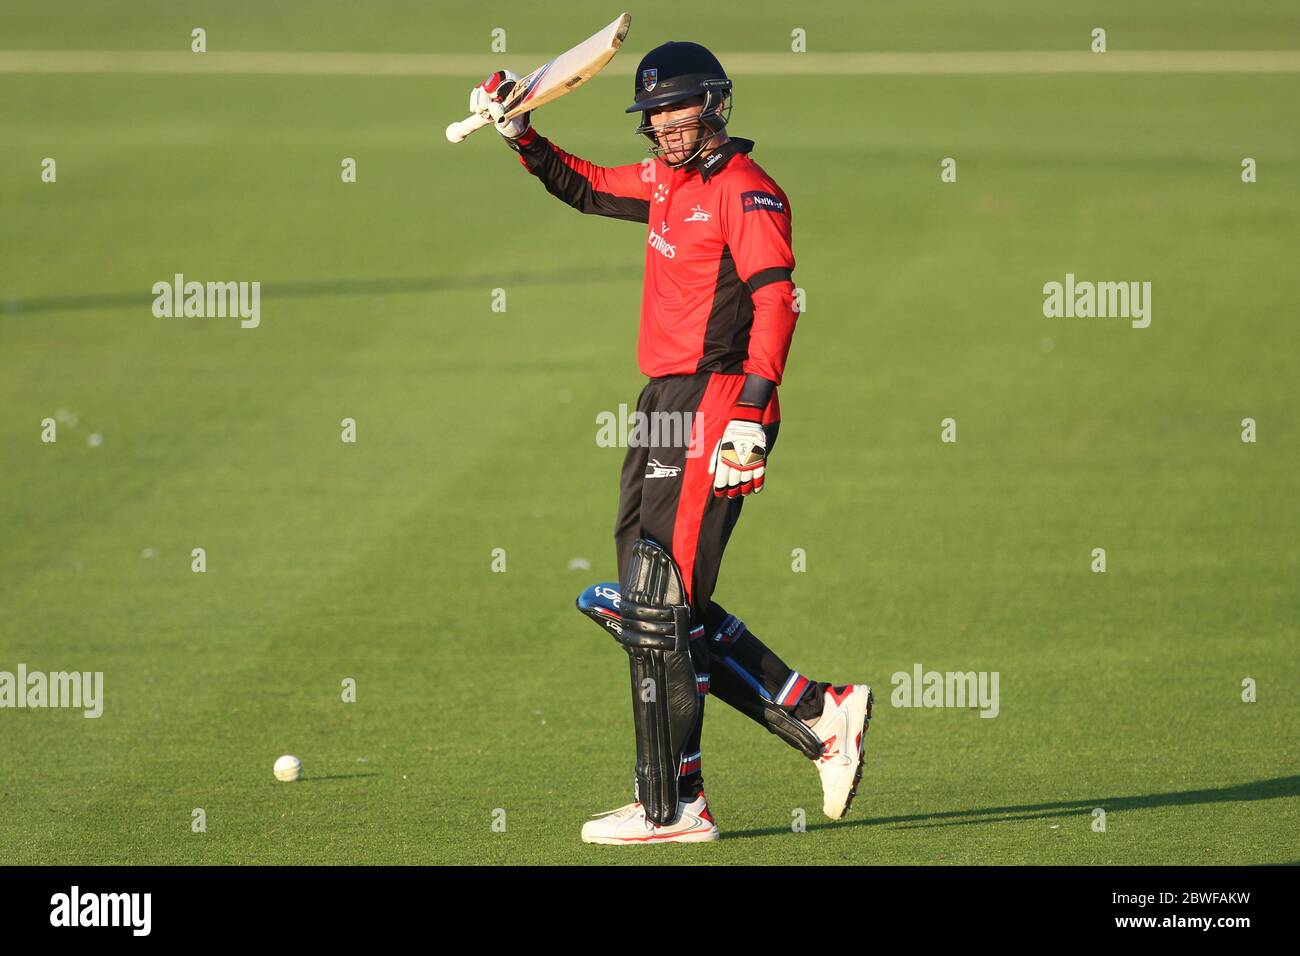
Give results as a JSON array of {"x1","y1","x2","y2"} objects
[
  {"x1": 582, "y1": 829, "x2": 720, "y2": 846},
  {"x1": 835, "y1": 685, "x2": 873, "y2": 819}
]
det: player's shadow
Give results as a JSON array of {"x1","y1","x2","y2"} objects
[
  {"x1": 728, "y1": 774, "x2": 1300, "y2": 840},
  {"x1": 0, "y1": 267, "x2": 639, "y2": 316}
]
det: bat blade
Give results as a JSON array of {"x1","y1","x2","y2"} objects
[{"x1": 446, "y1": 12, "x2": 631, "y2": 144}]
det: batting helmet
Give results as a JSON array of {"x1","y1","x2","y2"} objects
[{"x1": 625, "y1": 41, "x2": 733, "y2": 160}]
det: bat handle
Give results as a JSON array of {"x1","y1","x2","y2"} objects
[{"x1": 446, "y1": 111, "x2": 493, "y2": 143}]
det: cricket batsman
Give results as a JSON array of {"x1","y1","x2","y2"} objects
[{"x1": 469, "y1": 41, "x2": 873, "y2": 844}]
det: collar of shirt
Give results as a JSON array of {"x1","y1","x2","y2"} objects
[{"x1": 685, "y1": 137, "x2": 756, "y2": 183}]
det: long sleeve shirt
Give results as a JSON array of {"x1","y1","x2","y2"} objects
[{"x1": 506, "y1": 129, "x2": 799, "y2": 406}]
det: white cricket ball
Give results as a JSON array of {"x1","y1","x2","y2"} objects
[{"x1": 273, "y1": 754, "x2": 302, "y2": 782}]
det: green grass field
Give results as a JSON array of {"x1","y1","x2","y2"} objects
[{"x1": 1, "y1": 1, "x2": 1297, "y2": 865}]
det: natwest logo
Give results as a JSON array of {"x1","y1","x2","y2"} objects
[{"x1": 741, "y1": 190, "x2": 785, "y2": 214}]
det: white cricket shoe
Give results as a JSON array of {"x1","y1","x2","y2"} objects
[
  {"x1": 580, "y1": 793, "x2": 720, "y2": 845},
  {"x1": 809, "y1": 684, "x2": 873, "y2": 819}
]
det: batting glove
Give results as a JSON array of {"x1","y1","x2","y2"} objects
[
  {"x1": 469, "y1": 70, "x2": 532, "y2": 140},
  {"x1": 708, "y1": 417, "x2": 767, "y2": 498}
]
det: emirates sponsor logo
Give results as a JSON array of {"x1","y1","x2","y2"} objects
[{"x1": 648, "y1": 222, "x2": 676, "y2": 258}]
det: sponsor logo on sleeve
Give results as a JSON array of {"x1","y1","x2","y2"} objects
[
  {"x1": 740, "y1": 190, "x2": 785, "y2": 214},
  {"x1": 645, "y1": 458, "x2": 682, "y2": 478}
]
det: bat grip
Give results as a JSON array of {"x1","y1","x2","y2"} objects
[{"x1": 446, "y1": 111, "x2": 493, "y2": 143}]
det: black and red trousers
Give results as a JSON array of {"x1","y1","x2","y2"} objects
[{"x1": 613, "y1": 370, "x2": 827, "y2": 799}]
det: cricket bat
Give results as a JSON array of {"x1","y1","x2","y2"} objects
[{"x1": 445, "y1": 12, "x2": 632, "y2": 144}]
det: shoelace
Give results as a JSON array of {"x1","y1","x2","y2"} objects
[
  {"x1": 590, "y1": 801, "x2": 643, "y2": 820},
  {"x1": 590, "y1": 802, "x2": 673, "y2": 832}
]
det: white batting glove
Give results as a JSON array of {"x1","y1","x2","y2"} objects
[
  {"x1": 469, "y1": 70, "x2": 532, "y2": 140},
  {"x1": 708, "y1": 419, "x2": 767, "y2": 498}
]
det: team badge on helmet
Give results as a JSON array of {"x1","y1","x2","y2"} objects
[{"x1": 642, "y1": 67, "x2": 658, "y2": 92}]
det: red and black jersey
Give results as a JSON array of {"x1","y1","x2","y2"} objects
[{"x1": 507, "y1": 129, "x2": 799, "y2": 395}]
